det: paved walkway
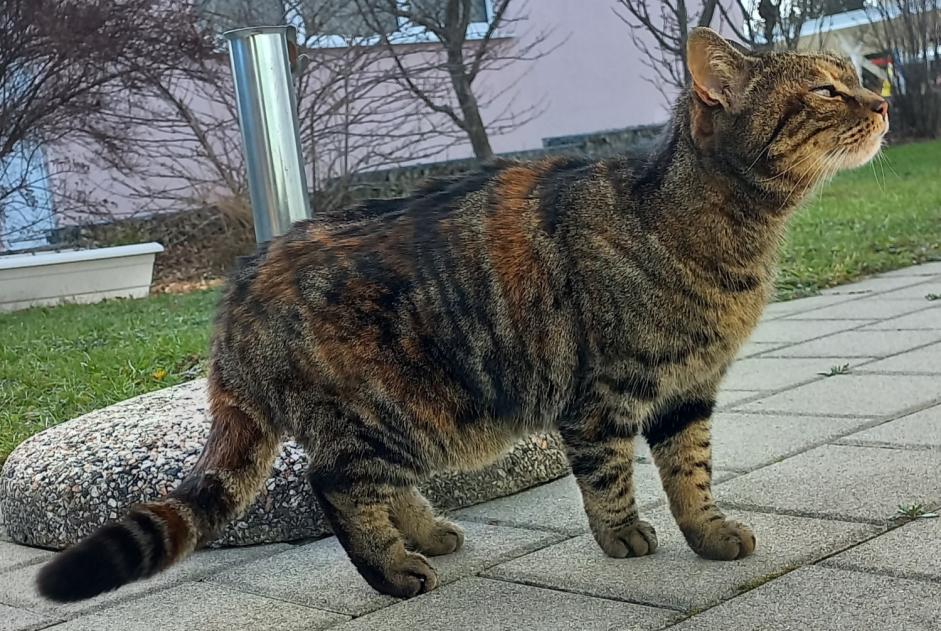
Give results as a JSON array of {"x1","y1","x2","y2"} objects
[{"x1": 2, "y1": 262, "x2": 940, "y2": 630}]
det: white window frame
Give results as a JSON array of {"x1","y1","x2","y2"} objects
[{"x1": 294, "y1": 0, "x2": 496, "y2": 49}]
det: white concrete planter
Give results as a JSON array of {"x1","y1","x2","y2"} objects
[{"x1": 0, "y1": 243, "x2": 164, "y2": 313}]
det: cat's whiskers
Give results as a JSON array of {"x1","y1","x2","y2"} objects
[
  {"x1": 876, "y1": 149, "x2": 897, "y2": 183},
  {"x1": 757, "y1": 149, "x2": 820, "y2": 184},
  {"x1": 777, "y1": 147, "x2": 842, "y2": 212},
  {"x1": 745, "y1": 143, "x2": 773, "y2": 176},
  {"x1": 870, "y1": 155, "x2": 887, "y2": 194}
]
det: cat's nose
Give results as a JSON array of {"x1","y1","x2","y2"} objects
[{"x1": 871, "y1": 97, "x2": 888, "y2": 119}]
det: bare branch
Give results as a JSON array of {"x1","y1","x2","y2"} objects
[{"x1": 353, "y1": 0, "x2": 554, "y2": 161}]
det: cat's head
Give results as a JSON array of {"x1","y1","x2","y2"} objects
[{"x1": 685, "y1": 28, "x2": 888, "y2": 200}]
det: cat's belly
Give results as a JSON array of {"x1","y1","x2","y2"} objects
[
  {"x1": 658, "y1": 339, "x2": 742, "y2": 394},
  {"x1": 436, "y1": 422, "x2": 530, "y2": 472}
]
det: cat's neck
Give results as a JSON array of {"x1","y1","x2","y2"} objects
[
  {"x1": 632, "y1": 96, "x2": 795, "y2": 272},
  {"x1": 658, "y1": 97, "x2": 805, "y2": 214}
]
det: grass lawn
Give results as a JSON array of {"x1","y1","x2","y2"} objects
[
  {"x1": 778, "y1": 140, "x2": 941, "y2": 299},
  {"x1": 0, "y1": 290, "x2": 218, "y2": 463},
  {"x1": 1, "y1": 139, "x2": 940, "y2": 463}
]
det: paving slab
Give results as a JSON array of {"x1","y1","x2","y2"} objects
[
  {"x1": 878, "y1": 262, "x2": 941, "y2": 277},
  {"x1": 822, "y1": 516, "x2": 941, "y2": 582},
  {"x1": 735, "y1": 373, "x2": 941, "y2": 417},
  {"x1": 0, "y1": 541, "x2": 52, "y2": 574},
  {"x1": 632, "y1": 413, "x2": 873, "y2": 472},
  {"x1": 761, "y1": 295, "x2": 859, "y2": 319},
  {"x1": 785, "y1": 298, "x2": 930, "y2": 321},
  {"x1": 0, "y1": 543, "x2": 290, "y2": 619},
  {"x1": 857, "y1": 341, "x2": 941, "y2": 374},
  {"x1": 458, "y1": 466, "x2": 739, "y2": 535},
  {"x1": 837, "y1": 405, "x2": 941, "y2": 449},
  {"x1": 745, "y1": 318, "x2": 866, "y2": 344},
  {"x1": 0, "y1": 603, "x2": 55, "y2": 631},
  {"x1": 716, "y1": 444, "x2": 941, "y2": 522},
  {"x1": 333, "y1": 577, "x2": 676, "y2": 631},
  {"x1": 671, "y1": 566, "x2": 941, "y2": 631},
  {"x1": 708, "y1": 413, "x2": 873, "y2": 471},
  {"x1": 483, "y1": 508, "x2": 874, "y2": 611},
  {"x1": 55, "y1": 583, "x2": 349, "y2": 631},
  {"x1": 762, "y1": 329, "x2": 941, "y2": 358},
  {"x1": 49, "y1": 582, "x2": 347, "y2": 631},
  {"x1": 715, "y1": 390, "x2": 763, "y2": 408},
  {"x1": 734, "y1": 342, "x2": 786, "y2": 359},
  {"x1": 819, "y1": 275, "x2": 931, "y2": 296},
  {"x1": 722, "y1": 356, "x2": 875, "y2": 392},
  {"x1": 457, "y1": 466, "x2": 734, "y2": 536},
  {"x1": 878, "y1": 281, "x2": 941, "y2": 300},
  {"x1": 456, "y1": 476, "x2": 590, "y2": 535},
  {"x1": 455, "y1": 471, "x2": 656, "y2": 536},
  {"x1": 210, "y1": 521, "x2": 562, "y2": 616},
  {"x1": 862, "y1": 307, "x2": 941, "y2": 330}
]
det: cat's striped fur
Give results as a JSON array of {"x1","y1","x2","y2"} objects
[{"x1": 38, "y1": 28, "x2": 888, "y2": 601}]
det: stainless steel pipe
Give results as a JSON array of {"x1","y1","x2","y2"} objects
[{"x1": 224, "y1": 25, "x2": 312, "y2": 243}]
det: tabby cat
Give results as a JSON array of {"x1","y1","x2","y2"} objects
[{"x1": 38, "y1": 27, "x2": 888, "y2": 601}]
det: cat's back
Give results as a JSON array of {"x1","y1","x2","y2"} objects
[{"x1": 223, "y1": 155, "x2": 608, "y2": 308}]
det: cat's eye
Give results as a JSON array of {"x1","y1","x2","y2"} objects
[{"x1": 811, "y1": 85, "x2": 839, "y2": 98}]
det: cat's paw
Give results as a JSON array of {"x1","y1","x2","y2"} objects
[
  {"x1": 687, "y1": 518, "x2": 756, "y2": 560},
  {"x1": 412, "y1": 520, "x2": 464, "y2": 557},
  {"x1": 595, "y1": 520, "x2": 658, "y2": 558},
  {"x1": 366, "y1": 552, "x2": 439, "y2": 598}
]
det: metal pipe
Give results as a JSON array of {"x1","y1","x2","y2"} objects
[{"x1": 224, "y1": 25, "x2": 312, "y2": 244}]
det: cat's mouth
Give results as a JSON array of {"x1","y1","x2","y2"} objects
[{"x1": 838, "y1": 118, "x2": 889, "y2": 170}]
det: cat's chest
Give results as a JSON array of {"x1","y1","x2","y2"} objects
[
  {"x1": 599, "y1": 284, "x2": 769, "y2": 394},
  {"x1": 657, "y1": 290, "x2": 768, "y2": 389}
]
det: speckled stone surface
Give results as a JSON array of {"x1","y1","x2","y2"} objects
[{"x1": 0, "y1": 380, "x2": 569, "y2": 550}]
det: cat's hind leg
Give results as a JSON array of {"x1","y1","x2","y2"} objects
[
  {"x1": 391, "y1": 487, "x2": 464, "y2": 557},
  {"x1": 311, "y1": 476, "x2": 439, "y2": 598}
]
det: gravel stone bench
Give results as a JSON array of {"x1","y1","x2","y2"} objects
[{"x1": 0, "y1": 379, "x2": 569, "y2": 549}]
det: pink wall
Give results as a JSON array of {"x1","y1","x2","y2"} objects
[
  {"x1": 50, "y1": 1, "x2": 733, "y2": 221},
  {"x1": 477, "y1": 0, "x2": 674, "y2": 157}
]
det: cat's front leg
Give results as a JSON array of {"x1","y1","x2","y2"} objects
[
  {"x1": 560, "y1": 416, "x2": 658, "y2": 558},
  {"x1": 643, "y1": 397, "x2": 756, "y2": 560}
]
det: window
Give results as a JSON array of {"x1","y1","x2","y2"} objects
[
  {"x1": 410, "y1": 0, "x2": 489, "y2": 24},
  {"x1": 197, "y1": 0, "x2": 284, "y2": 31},
  {"x1": 0, "y1": 143, "x2": 55, "y2": 251},
  {"x1": 312, "y1": 1, "x2": 399, "y2": 39},
  {"x1": 395, "y1": 0, "x2": 492, "y2": 45},
  {"x1": 198, "y1": 0, "x2": 493, "y2": 47}
]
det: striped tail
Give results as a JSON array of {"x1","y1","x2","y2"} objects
[{"x1": 36, "y1": 384, "x2": 279, "y2": 602}]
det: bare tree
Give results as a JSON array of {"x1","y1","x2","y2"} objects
[
  {"x1": 79, "y1": 0, "x2": 449, "y2": 225},
  {"x1": 356, "y1": 0, "x2": 555, "y2": 161},
  {"x1": 612, "y1": 0, "x2": 719, "y2": 98},
  {"x1": 719, "y1": 0, "x2": 826, "y2": 51},
  {"x1": 0, "y1": 0, "x2": 206, "y2": 247},
  {"x1": 867, "y1": 0, "x2": 940, "y2": 138},
  {"x1": 616, "y1": 0, "x2": 841, "y2": 101}
]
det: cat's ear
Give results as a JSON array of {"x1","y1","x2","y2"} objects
[{"x1": 687, "y1": 27, "x2": 751, "y2": 110}]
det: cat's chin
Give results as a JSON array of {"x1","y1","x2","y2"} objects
[{"x1": 839, "y1": 130, "x2": 887, "y2": 170}]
